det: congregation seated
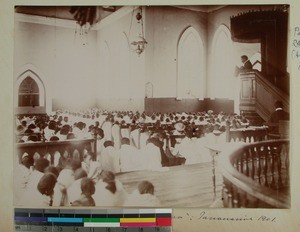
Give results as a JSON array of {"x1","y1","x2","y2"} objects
[{"x1": 15, "y1": 108, "x2": 266, "y2": 176}]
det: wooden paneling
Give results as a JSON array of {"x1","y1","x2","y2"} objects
[
  {"x1": 255, "y1": 71, "x2": 289, "y2": 122},
  {"x1": 15, "y1": 106, "x2": 46, "y2": 115},
  {"x1": 145, "y1": 98, "x2": 233, "y2": 114}
]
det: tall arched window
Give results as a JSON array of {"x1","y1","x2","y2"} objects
[
  {"x1": 16, "y1": 69, "x2": 46, "y2": 108},
  {"x1": 18, "y1": 76, "x2": 39, "y2": 107},
  {"x1": 211, "y1": 25, "x2": 235, "y2": 99},
  {"x1": 177, "y1": 27, "x2": 204, "y2": 99}
]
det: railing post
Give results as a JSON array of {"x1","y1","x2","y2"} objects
[{"x1": 220, "y1": 139, "x2": 290, "y2": 208}]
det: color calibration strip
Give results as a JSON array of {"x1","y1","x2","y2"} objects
[{"x1": 14, "y1": 208, "x2": 172, "y2": 232}]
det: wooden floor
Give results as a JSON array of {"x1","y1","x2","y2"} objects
[{"x1": 116, "y1": 162, "x2": 223, "y2": 207}]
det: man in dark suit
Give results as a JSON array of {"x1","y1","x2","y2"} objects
[
  {"x1": 235, "y1": 55, "x2": 253, "y2": 76},
  {"x1": 268, "y1": 100, "x2": 289, "y2": 134},
  {"x1": 240, "y1": 55, "x2": 253, "y2": 70}
]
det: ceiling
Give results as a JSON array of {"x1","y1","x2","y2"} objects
[
  {"x1": 15, "y1": 5, "x2": 226, "y2": 22},
  {"x1": 15, "y1": 6, "x2": 120, "y2": 23}
]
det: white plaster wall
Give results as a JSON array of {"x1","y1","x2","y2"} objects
[{"x1": 14, "y1": 21, "x2": 98, "y2": 112}]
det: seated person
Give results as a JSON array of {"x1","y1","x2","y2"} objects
[
  {"x1": 14, "y1": 154, "x2": 34, "y2": 205},
  {"x1": 67, "y1": 168, "x2": 88, "y2": 205},
  {"x1": 111, "y1": 121, "x2": 122, "y2": 150},
  {"x1": 52, "y1": 158, "x2": 79, "y2": 206},
  {"x1": 174, "y1": 130, "x2": 205, "y2": 165},
  {"x1": 119, "y1": 138, "x2": 139, "y2": 172},
  {"x1": 81, "y1": 153, "x2": 92, "y2": 175},
  {"x1": 141, "y1": 138, "x2": 163, "y2": 171},
  {"x1": 44, "y1": 120, "x2": 57, "y2": 141},
  {"x1": 99, "y1": 141, "x2": 120, "y2": 173},
  {"x1": 71, "y1": 177, "x2": 95, "y2": 206},
  {"x1": 123, "y1": 181, "x2": 160, "y2": 207},
  {"x1": 21, "y1": 172, "x2": 57, "y2": 207},
  {"x1": 26, "y1": 158, "x2": 50, "y2": 191},
  {"x1": 171, "y1": 121, "x2": 186, "y2": 147},
  {"x1": 94, "y1": 171, "x2": 127, "y2": 206}
]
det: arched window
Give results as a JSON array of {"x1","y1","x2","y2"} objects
[
  {"x1": 18, "y1": 76, "x2": 39, "y2": 107},
  {"x1": 177, "y1": 27, "x2": 205, "y2": 99},
  {"x1": 16, "y1": 69, "x2": 46, "y2": 108},
  {"x1": 211, "y1": 25, "x2": 235, "y2": 99}
]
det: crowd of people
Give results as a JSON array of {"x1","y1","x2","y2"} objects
[
  {"x1": 15, "y1": 109, "x2": 252, "y2": 168},
  {"x1": 14, "y1": 154, "x2": 160, "y2": 207},
  {"x1": 15, "y1": 108, "x2": 255, "y2": 207}
]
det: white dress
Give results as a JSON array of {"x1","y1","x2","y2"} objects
[
  {"x1": 119, "y1": 144, "x2": 140, "y2": 172},
  {"x1": 14, "y1": 164, "x2": 32, "y2": 206},
  {"x1": 101, "y1": 121, "x2": 113, "y2": 141},
  {"x1": 67, "y1": 178, "x2": 82, "y2": 206},
  {"x1": 52, "y1": 169, "x2": 75, "y2": 206},
  {"x1": 141, "y1": 143, "x2": 162, "y2": 171},
  {"x1": 111, "y1": 124, "x2": 121, "y2": 150},
  {"x1": 94, "y1": 179, "x2": 127, "y2": 207},
  {"x1": 100, "y1": 146, "x2": 120, "y2": 173}
]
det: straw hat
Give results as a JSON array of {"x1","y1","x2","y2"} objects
[{"x1": 174, "y1": 122, "x2": 185, "y2": 132}]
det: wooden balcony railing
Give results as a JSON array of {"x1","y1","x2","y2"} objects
[
  {"x1": 16, "y1": 138, "x2": 97, "y2": 165},
  {"x1": 226, "y1": 126, "x2": 268, "y2": 143},
  {"x1": 220, "y1": 139, "x2": 290, "y2": 208}
]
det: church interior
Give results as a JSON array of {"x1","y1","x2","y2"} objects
[{"x1": 14, "y1": 5, "x2": 290, "y2": 209}]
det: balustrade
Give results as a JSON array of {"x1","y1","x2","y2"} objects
[
  {"x1": 16, "y1": 138, "x2": 97, "y2": 165},
  {"x1": 220, "y1": 139, "x2": 290, "y2": 208}
]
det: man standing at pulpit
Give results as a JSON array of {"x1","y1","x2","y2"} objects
[
  {"x1": 240, "y1": 55, "x2": 253, "y2": 70},
  {"x1": 235, "y1": 55, "x2": 253, "y2": 76}
]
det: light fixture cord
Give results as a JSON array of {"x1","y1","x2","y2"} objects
[
  {"x1": 140, "y1": 7, "x2": 145, "y2": 37},
  {"x1": 128, "y1": 6, "x2": 135, "y2": 40}
]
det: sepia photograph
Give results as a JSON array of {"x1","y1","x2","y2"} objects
[{"x1": 13, "y1": 4, "x2": 291, "y2": 209}]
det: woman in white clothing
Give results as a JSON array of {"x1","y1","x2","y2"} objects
[
  {"x1": 21, "y1": 172, "x2": 57, "y2": 207},
  {"x1": 141, "y1": 138, "x2": 162, "y2": 171},
  {"x1": 93, "y1": 171, "x2": 127, "y2": 206},
  {"x1": 100, "y1": 141, "x2": 120, "y2": 173}
]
